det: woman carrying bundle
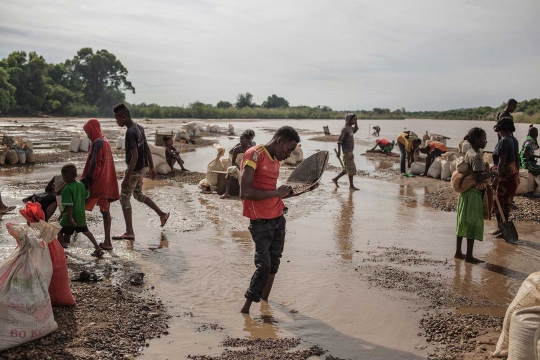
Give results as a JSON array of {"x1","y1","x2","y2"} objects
[{"x1": 455, "y1": 128, "x2": 498, "y2": 263}]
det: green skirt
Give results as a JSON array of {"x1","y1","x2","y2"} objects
[{"x1": 456, "y1": 188, "x2": 484, "y2": 241}]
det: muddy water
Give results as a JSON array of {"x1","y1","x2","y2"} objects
[{"x1": 0, "y1": 118, "x2": 539, "y2": 359}]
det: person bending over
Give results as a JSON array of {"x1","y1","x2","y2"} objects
[
  {"x1": 396, "y1": 132, "x2": 421, "y2": 175},
  {"x1": 420, "y1": 140, "x2": 447, "y2": 175},
  {"x1": 369, "y1": 139, "x2": 395, "y2": 154}
]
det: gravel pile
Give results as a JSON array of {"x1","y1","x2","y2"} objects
[
  {"x1": 363, "y1": 246, "x2": 444, "y2": 267},
  {"x1": 187, "y1": 337, "x2": 347, "y2": 360},
  {"x1": 425, "y1": 183, "x2": 540, "y2": 224},
  {"x1": 361, "y1": 151, "x2": 401, "y2": 163},
  {"x1": 308, "y1": 135, "x2": 339, "y2": 143},
  {"x1": 419, "y1": 312, "x2": 502, "y2": 360},
  {"x1": 1, "y1": 284, "x2": 170, "y2": 360},
  {"x1": 115, "y1": 170, "x2": 205, "y2": 186},
  {"x1": 360, "y1": 264, "x2": 494, "y2": 309}
]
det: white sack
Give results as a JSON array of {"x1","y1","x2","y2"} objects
[
  {"x1": 508, "y1": 306, "x2": 540, "y2": 360},
  {"x1": 206, "y1": 145, "x2": 226, "y2": 186},
  {"x1": 410, "y1": 162, "x2": 425, "y2": 175},
  {"x1": 79, "y1": 137, "x2": 90, "y2": 152},
  {"x1": 0, "y1": 223, "x2": 58, "y2": 351},
  {"x1": 427, "y1": 157, "x2": 442, "y2": 178},
  {"x1": 495, "y1": 272, "x2": 540, "y2": 357},
  {"x1": 151, "y1": 154, "x2": 167, "y2": 168},
  {"x1": 441, "y1": 160, "x2": 452, "y2": 179},
  {"x1": 148, "y1": 143, "x2": 167, "y2": 159},
  {"x1": 156, "y1": 162, "x2": 171, "y2": 175},
  {"x1": 69, "y1": 137, "x2": 81, "y2": 152}
]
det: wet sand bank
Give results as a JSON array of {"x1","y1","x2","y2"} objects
[{"x1": 2, "y1": 118, "x2": 539, "y2": 359}]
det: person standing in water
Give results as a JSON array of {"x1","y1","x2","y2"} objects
[
  {"x1": 240, "y1": 126, "x2": 302, "y2": 314},
  {"x1": 112, "y1": 103, "x2": 170, "y2": 241},
  {"x1": 80, "y1": 118, "x2": 120, "y2": 251},
  {"x1": 332, "y1": 113, "x2": 359, "y2": 190}
]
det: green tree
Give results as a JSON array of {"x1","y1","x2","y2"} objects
[
  {"x1": 217, "y1": 100, "x2": 232, "y2": 109},
  {"x1": 236, "y1": 92, "x2": 254, "y2": 108},
  {"x1": 66, "y1": 48, "x2": 135, "y2": 107},
  {"x1": 2, "y1": 51, "x2": 50, "y2": 113},
  {"x1": 262, "y1": 94, "x2": 289, "y2": 109},
  {"x1": 0, "y1": 67, "x2": 16, "y2": 113}
]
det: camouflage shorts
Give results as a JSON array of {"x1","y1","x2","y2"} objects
[
  {"x1": 120, "y1": 168, "x2": 148, "y2": 210},
  {"x1": 343, "y1": 151, "x2": 356, "y2": 176}
]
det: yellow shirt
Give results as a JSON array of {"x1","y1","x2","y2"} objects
[{"x1": 396, "y1": 132, "x2": 418, "y2": 152}]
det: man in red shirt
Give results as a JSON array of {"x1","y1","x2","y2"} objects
[
  {"x1": 239, "y1": 126, "x2": 301, "y2": 314},
  {"x1": 369, "y1": 138, "x2": 395, "y2": 154}
]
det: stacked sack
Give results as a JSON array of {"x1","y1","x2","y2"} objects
[
  {"x1": 69, "y1": 133, "x2": 91, "y2": 153},
  {"x1": 284, "y1": 144, "x2": 304, "y2": 165},
  {"x1": 199, "y1": 144, "x2": 226, "y2": 192},
  {"x1": 183, "y1": 122, "x2": 202, "y2": 138},
  {"x1": 147, "y1": 143, "x2": 172, "y2": 175}
]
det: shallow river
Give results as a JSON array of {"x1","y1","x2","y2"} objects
[{"x1": 0, "y1": 118, "x2": 538, "y2": 359}]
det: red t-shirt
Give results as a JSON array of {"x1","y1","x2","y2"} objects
[
  {"x1": 241, "y1": 145, "x2": 285, "y2": 220},
  {"x1": 376, "y1": 139, "x2": 391, "y2": 147}
]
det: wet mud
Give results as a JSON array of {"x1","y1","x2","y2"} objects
[{"x1": 1, "y1": 118, "x2": 539, "y2": 360}]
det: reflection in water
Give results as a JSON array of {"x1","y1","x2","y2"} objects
[
  {"x1": 334, "y1": 192, "x2": 354, "y2": 260},
  {"x1": 243, "y1": 302, "x2": 279, "y2": 339},
  {"x1": 374, "y1": 161, "x2": 394, "y2": 170}
]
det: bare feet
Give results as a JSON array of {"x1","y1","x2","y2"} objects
[
  {"x1": 491, "y1": 229, "x2": 501, "y2": 236},
  {"x1": 332, "y1": 179, "x2": 339, "y2": 188},
  {"x1": 220, "y1": 193, "x2": 230, "y2": 199},
  {"x1": 349, "y1": 187, "x2": 360, "y2": 191},
  {"x1": 160, "y1": 212, "x2": 170, "y2": 227},
  {"x1": 454, "y1": 253, "x2": 466, "y2": 260},
  {"x1": 465, "y1": 256, "x2": 484, "y2": 264},
  {"x1": 240, "y1": 299, "x2": 252, "y2": 314}
]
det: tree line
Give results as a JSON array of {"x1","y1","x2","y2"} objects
[{"x1": 1, "y1": 49, "x2": 539, "y2": 122}]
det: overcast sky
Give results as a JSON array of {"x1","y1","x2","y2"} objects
[{"x1": 1, "y1": 0, "x2": 539, "y2": 111}]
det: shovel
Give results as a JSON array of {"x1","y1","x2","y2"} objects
[
  {"x1": 494, "y1": 196, "x2": 518, "y2": 244},
  {"x1": 334, "y1": 148, "x2": 345, "y2": 169}
]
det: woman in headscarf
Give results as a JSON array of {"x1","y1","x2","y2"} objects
[
  {"x1": 520, "y1": 125, "x2": 540, "y2": 180},
  {"x1": 492, "y1": 118, "x2": 520, "y2": 238},
  {"x1": 81, "y1": 118, "x2": 120, "y2": 250}
]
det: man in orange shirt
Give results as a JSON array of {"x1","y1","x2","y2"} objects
[
  {"x1": 420, "y1": 140, "x2": 447, "y2": 175},
  {"x1": 239, "y1": 126, "x2": 302, "y2": 314}
]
